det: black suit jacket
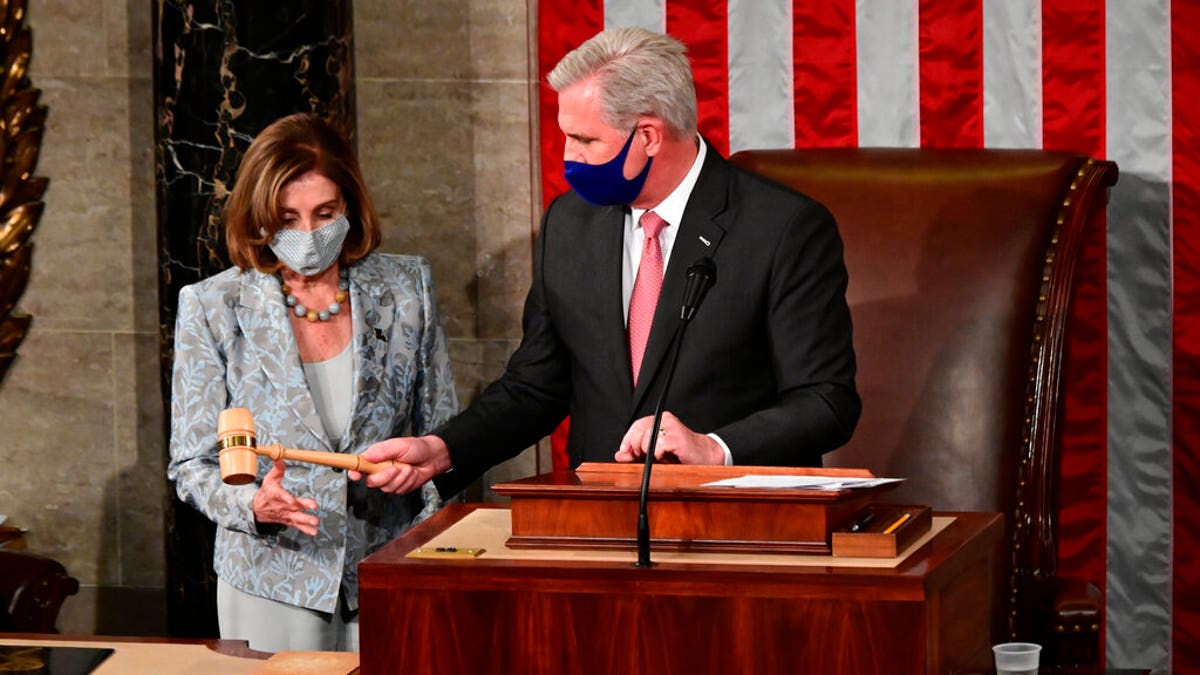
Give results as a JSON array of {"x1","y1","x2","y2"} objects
[{"x1": 435, "y1": 144, "x2": 860, "y2": 496}]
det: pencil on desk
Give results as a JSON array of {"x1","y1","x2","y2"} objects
[{"x1": 882, "y1": 512, "x2": 911, "y2": 535}]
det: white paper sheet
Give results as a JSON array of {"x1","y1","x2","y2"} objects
[{"x1": 701, "y1": 475, "x2": 905, "y2": 489}]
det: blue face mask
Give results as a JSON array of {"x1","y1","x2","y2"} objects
[{"x1": 563, "y1": 128, "x2": 653, "y2": 206}]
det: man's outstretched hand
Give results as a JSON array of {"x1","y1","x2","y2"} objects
[{"x1": 350, "y1": 435, "x2": 452, "y2": 494}]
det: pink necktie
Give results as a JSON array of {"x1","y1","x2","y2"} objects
[{"x1": 629, "y1": 211, "x2": 667, "y2": 385}]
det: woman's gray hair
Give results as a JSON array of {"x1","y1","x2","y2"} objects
[{"x1": 548, "y1": 27, "x2": 698, "y2": 140}]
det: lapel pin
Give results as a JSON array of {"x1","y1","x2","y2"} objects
[{"x1": 698, "y1": 235, "x2": 711, "y2": 247}]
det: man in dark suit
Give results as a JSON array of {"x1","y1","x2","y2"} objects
[{"x1": 356, "y1": 27, "x2": 859, "y2": 497}]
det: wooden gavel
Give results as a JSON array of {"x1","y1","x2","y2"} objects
[{"x1": 217, "y1": 407, "x2": 404, "y2": 485}]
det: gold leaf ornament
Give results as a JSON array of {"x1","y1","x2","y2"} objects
[{"x1": 0, "y1": 0, "x2": 47, "y2": 384}]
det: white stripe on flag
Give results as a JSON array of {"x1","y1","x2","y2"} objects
[
  {"x1": 856, "y1": 0, "x2": 918, "y2": 147},
  {"x1": 982, "y1": 0, "x2": 1042, "y2": 148},
  {"x1": 728, "y1": 0, "x2": 794, "y2": 153},
  {"x1": 604, "y1": 0, "x2": 664, "y2": 33},
  {"x1": 1104, "y1": 0, "x2": 1173, "y2": 670}
]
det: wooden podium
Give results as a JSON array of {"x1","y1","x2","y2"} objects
[
  {"x1": 491, "y1": 463, "x2": 906, "y2": 555},
  {"x1": 358, "y1": 465, "x2": 1004, "y2": 675}
]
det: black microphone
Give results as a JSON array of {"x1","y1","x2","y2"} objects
[
  {"x1": 680, "y1": 257, "x2": 717, "y2": 320},
  {"x1": 635, "y1": 256, "x2": 718, "y2": 568}
]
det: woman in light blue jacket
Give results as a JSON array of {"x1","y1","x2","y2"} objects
[{"x1": 168, "y1": 113, "x2": 457, "y2": 653}]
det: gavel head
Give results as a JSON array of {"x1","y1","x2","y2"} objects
[{"x1": 217, "y1": 408, "x2": 259, "y2": 485}]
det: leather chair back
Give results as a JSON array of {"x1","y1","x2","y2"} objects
[{"x1": 730, "y1": 147, "x2": 1117, "y2": 661}]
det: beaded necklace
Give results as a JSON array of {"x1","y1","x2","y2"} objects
[{"x1": 281, "y1": 268, "x2": 350, "y2": 322}]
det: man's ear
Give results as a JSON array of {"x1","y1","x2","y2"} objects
[{"x1": 637, "y1": 118, "x2": 667, "y2": 157}]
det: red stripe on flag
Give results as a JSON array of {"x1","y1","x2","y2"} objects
[
  {"x1": 1042, "y1": 3, "x2": 1106, "y2": 154},
  {"x1": 667, "y1": 0, "x2": 729, "y2": 155},
  {"x1": 917, "y1": 0, "x2": 983, "y2": 148},
  {"x1": 1172, "y1": 0, "x2": 1200, "y2": 666},
  {"x1": 792, "y1": 0, "x2": 857, "y2": 147},
  {"x1": 538, "y1": 2, "x2": 603, "y2": 470},
  {"x1": 537, "y1": 2, "x2": 603, "y2": 209},
  {"x1": 1041, "y1": 0, "x2": 1108, "y2": 662}
]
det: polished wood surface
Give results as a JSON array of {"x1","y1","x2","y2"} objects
[
  {"x1": 831, "y1": 504, "x2": 933, "y2": 557},
  {"x1": 359, "y1": 504, "x2": 1003, "y2": 675},
  {"x1": 492, "y1": 463, "x2": 901, "y2": 554},
  {"x1": 0, "y1": 634, "x2": 359, "y2": 674},
  {"x1": 0, "y1": 525, "x2": 26, "y2": 549},
  {"x1": 0, "y1": 632, "x2": 269, "y2": 658}
]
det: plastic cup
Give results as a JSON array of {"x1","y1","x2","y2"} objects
[{"x1": 992, "y1": 642, "x2": 1041, "y2": 675}]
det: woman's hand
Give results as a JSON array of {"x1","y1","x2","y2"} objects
[{"x1": 252, "y1": 460, "x2": 320, "y2": 536}]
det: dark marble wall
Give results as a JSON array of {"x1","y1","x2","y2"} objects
[{"x1": 153, "y1": 0, "x2": 354, "y2": 637}]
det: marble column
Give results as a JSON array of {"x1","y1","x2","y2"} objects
[{"x1": 153, "y1": 0, "x2": 354, "y2": 637}]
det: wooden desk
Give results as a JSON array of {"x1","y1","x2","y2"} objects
[
  {"x1": 0, "y1": 634, "x2": 358, "y2": 674},
  {"x1": 0, "y1": 525, "x2": 27, "y2": 549},
  {"x1": 359, "y1": 504, "x2": 1003, "y2": 675}
]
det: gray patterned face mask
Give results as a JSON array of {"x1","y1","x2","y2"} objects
[{"x1": 267, "y1": 215, "x2": 350, "y2": 276}]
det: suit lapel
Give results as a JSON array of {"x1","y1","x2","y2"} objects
[
  {"x1": 583, "y1": 205, "x2": 634, "y2": 395},
  {"x1": 346, "y1": 260, "x2": 392, "y2": 447},
  {"x1": 631, "y1": 146, "x2": 731, "y2": 412},
  {"x1": 237, "y1": 270, "x2": 330, "y2": 448}
]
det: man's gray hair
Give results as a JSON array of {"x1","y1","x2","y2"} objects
[{"x1": 548, "y1": 27, "x2": 698, "y2": 139}]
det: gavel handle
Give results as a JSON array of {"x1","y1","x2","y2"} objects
[{"x1": 256, "y1": 444, "x2": 403, "y2": 475}]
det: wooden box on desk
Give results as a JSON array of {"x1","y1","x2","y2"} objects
[
  {"x1": 832, "y1": 504, "x2": 934, "y2": 557},
  {"x1": 491, "y1": 463, "x2": 901, "y2": 555}
]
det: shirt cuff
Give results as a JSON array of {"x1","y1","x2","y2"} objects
[{"x1": 707, "y1": 433, "x2": 733, "y2": 465}]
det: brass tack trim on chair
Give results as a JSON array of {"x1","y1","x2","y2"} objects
[{"x1": 1005, "y1": 155, "x2": 1119, "y2": 646}]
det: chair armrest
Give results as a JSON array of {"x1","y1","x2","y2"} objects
[
  {"x1": 0, "y1": 549, "x2": 80, "y2": 633},
  {"x1": 1049, "y1": 576, "x2": 1102, "y2": 666}
]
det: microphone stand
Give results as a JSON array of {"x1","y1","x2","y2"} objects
[
  {"x1": 634, "y1": 320, "x2": 688, "y2": 568},
  {"x1": 634, "y1": 257, "x2": 716, "y2": 568}
]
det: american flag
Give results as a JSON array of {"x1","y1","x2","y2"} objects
[{"x1": 537, "y1": 2, "x2": 1195, "y2": 671}]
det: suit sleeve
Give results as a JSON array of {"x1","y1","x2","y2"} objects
[
  {"x1": 433, "y1": 204, "x2": 572, "y2": 496},
  {"x1": 167, "y1": 285, "x2": 264, "y2": 536},
  {"x1": 713, "y1": 198, "x2": 861, "y2": 465}
]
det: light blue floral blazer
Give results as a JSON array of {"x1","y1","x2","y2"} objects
[{"x1": 167, "y1": 253, "x2": 458, "y2": 614}]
